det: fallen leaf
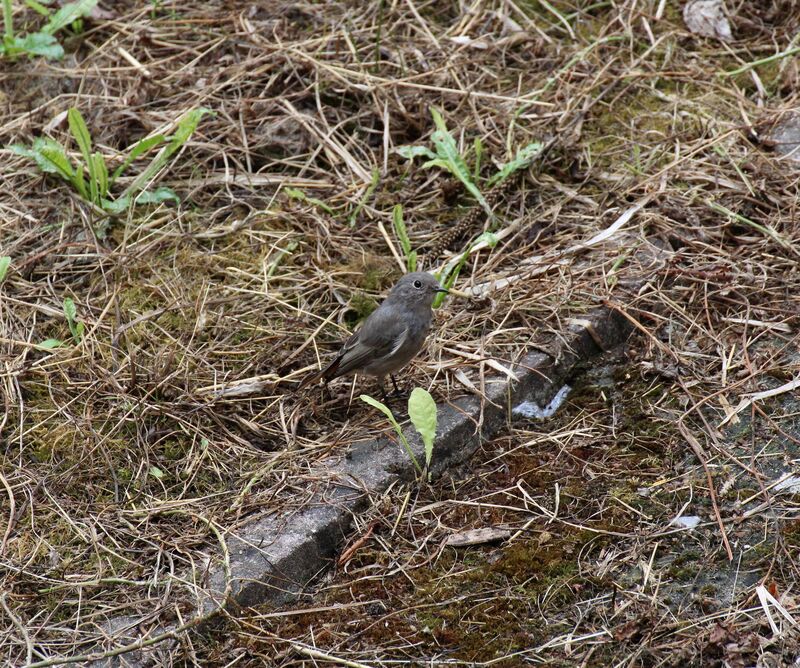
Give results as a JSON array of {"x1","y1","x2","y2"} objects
[
  {"x1": 683, "y1": 0, "x2": 732, "y2": 42},
  {"x1": 445, "y1": 527, "x2": 511, "y2": 547}
]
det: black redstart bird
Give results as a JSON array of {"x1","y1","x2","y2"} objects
[{"x1": 298, "y1": 272, "x2": 448, "y2": 395}]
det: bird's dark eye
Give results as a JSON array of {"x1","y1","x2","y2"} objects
[{"x1": 413, "y1": 280, "x2": 422, "y2": 289}]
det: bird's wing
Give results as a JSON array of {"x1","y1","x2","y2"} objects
[{"x1": 323, "y1": 306, "x2": 408, "y2": 380}]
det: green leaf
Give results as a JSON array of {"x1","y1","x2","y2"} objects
[
  {"x1": 122, "y1": 107, "x2": 212, "y2": 198},
  {"x1": 11, "y1": 138, "x2": 75, "y2": 181},
  {"x1": 473, "y1": 136, "x2": 483, "y2": 180},
  {"x1": 486, "y1": 141, "x2": 544, "y2": 187},
  {"x1": 473, "y1": 231, "x2": 499, "y2": 248},
  {"x1": 67, "y1": 107, "x2": 97, "y2": 201},
  {"x1": 42, "y1": 0, "x2": 97, "y2": 35},
  {"x1": 0, "y1": 256, "x2": 10, "y2": 283},
  {"x1": 360, "y1": 394, "x2": 399, "y2": 427},
  {"x1": 408, "y1": 388, "x2": 437, "y2": 469},
  {"x1": 148, "y1": 465, "x2": 164, "y2": 480},
  {"x1": 360, "y1": 394, "x2": 421, "y2": 473},
  {"x1": 111, "y1": 133, "x2": 166, "y2": 183},
  {"x1": 134, "y1": 187, "x2": 179, "y2": 205},
  {"x1": 407, "y1": 250, "x2": 417, "y2": 273},
  {"x1": 4, "y1": 32, "x2": 64, "y2": 58},
  {"x1": 284, "y1": 187, "x2": 334, "y2": 214},
  {"x1": 36, "y1": 338, "x2": 63, "y2": 350},
  {"x1": 392, "y1": 203, "x2": 411, "y2": 254},
  {"x1": 92, "y1": 151, "x2": 108, "y2": 199},
  {"x1": 102, "y1": 196, "x2": 131, "y2": 214},
  {"x1": 396, "y1": 145, "x2": 437, "y2": 161},
  {"x1": 63, "y1": 297, "x2": 82, "y2": 342}
]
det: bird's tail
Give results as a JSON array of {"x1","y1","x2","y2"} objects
[{"x1": 295, "y1": 356, "x2": 341, "y2": 392}]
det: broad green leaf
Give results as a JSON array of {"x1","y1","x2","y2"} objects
[
  {"x1": 111, "y1": 133, "x2": 166, "y2": 183},
  {"x1": 5, "y1": 33, "x2": 64, "y2": 59},
  {"x1": 102, "y1": 196, "x2": 131, "y2": 214},
  {"x1": 42, "y1": 0, "x2": 97, "y2": 35},
  {"x1": 396, "y1": 145, "x2": 437, "y2": 161},
  {"x1": 0, "y1": 256, "x2": 10, "y2": 283},
  {"x1": 135, "y1": 187, "x2": 179, "y2": 205},
  {"x1": 36, "y1": 338, "x2": 63, "y2": 350},
  {"x1": 149, "y1": 465, "x2": 164, "y2": 479},
  {"x1": 11, "y1": 138, "x2": 75, "y2": 180},
  {"x1": 408, "y1": 388, "x2": 437, "y2": 468},
  {"x1": 486, "y1": 141, "x2": 544, "y2": 187}
]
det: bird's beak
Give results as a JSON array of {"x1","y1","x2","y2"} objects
[{"x1": 435, "y1": 287, "x2": 449, "y2": 294}]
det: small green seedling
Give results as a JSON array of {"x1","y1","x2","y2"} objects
[
  {"x1": 397, "y1": 108, "x2": 544, "y2": 217},
  {"x1": 62, "y1": 297, "x2": 83, "y2": 343},
  {"x1": 397, "y1": 108, "x2": 492, "y2": 218},
  {"x1": 360, "y1": 387, "x2": 439, "y2": 477},
  {"x1": 284, "y1": 187, "x2": 334, "y2": 214},
  {"x1": 10, "y1": 106, "x2": 210, "y2": 214},
  {"x1": 392, "y1": 204, "x2": 416, "y2": 272},
  {"x1": 1, "y1": 0, "x2": 97, "y2": 60}
]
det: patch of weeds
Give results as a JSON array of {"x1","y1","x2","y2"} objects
[
  {"x1": 397, "y1": 108, "x2": 542, "y2": 218},
  {"x1": 10, "y1": 106, "x2": 211, "y2": 217},
  {"x1": 0, "y1": 0, "x2": 96, "y2": 60}
]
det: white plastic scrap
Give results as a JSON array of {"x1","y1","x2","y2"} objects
[
  {"x1": 513, "y1": 385, "x2": 572, "y2": 419},
  {"x1": 671, "y1": 515, "x2": 702, "y2": 529}
]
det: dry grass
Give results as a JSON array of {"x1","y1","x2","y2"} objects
[{"x1": 1, "y1": 0, "x2": 800, "y2": 665}]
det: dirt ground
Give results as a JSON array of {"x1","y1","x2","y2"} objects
[{"x1": 2, "y1": 0, "x2": 800, "y2": 666}]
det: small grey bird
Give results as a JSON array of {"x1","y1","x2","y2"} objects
[{"x1": 298, "y1": 272, "x2": 448, "y2": 395}]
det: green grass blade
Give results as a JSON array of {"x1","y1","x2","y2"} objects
[{"x1": 408, "y1": 388, "x2": 437, "y2": 469}]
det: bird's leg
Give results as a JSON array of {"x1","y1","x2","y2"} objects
[
  {"x1": 378, "y1": 379, "x2": 390, "y2": 402},
  {"x1": 390, "y1": 374, "x2": 401, "y2": 396}
]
